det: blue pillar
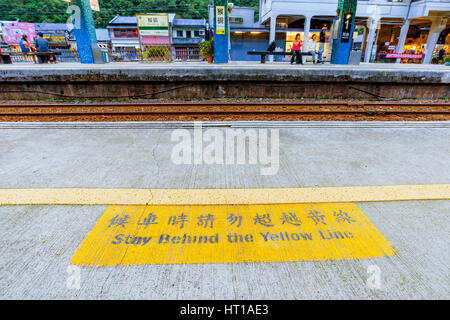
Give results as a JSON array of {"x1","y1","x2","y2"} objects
[
  {"x1": 72, "y1": 0, "x2": 98, "y2": 64},
  {"x1": 213, "y1": 0, "x2": 229, "y2": 63},
  {"x1": 331, "y1": 0, "x2": 358, "y2": 65}
]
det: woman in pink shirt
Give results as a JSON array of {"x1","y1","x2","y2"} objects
[{"x1": 290, "y1": 33, "x2": 303, "y2": 64}]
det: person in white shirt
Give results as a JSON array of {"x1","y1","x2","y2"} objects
[{"x1": 307, "y1": 34, "x2": 322, "y2": 64}]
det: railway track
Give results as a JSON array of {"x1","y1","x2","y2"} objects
[{"x1": 1, "y1": 101, "x2": 449, "y2": 121}]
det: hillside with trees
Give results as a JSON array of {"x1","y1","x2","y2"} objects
[{"x1": 0, "y1": 0, "x2": 259, "y2": 28}]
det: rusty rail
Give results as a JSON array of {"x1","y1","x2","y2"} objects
[{"x1": 1, "y1": 101, "x2": 449, "y2": 121}]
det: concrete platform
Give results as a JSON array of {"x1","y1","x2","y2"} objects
[
  {"x1": 0, "y1": 121, "x2": 448, "y2": 299},
  {"x1": 0, "y1": 62, "x2": 449, "y2": 100},
  {"x1": 1, "y1": 62, "x2": 449, "y2": 83},
  {"x1": 0, "y1": 201, "x2": 448, "y2": 299}
]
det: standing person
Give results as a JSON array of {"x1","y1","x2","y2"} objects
[
  {"x1": 290, "y1": 33, "x2": 303, "y2": 65},
  {"x1": 438, "y1": 46, "x2": 447, "y2": 63},
  {"x1": 318, "y1": 26, "x2": 327, "y2": 64},
  {"x1": 35, "y1": 32, "x2": 50, "y2": 63}
]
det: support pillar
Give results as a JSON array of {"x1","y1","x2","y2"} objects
[
  {"x1": 72, "y1": 0, "x2": 98, "y2": 64},
  {"x1": 331, "y1": 0, "x2": 358, "y2": 64},
  {"x1": 395, "y1": 19, "x2": 410, "y2": 63},
  {"x1": 423, "y1": 17, "x2": 447, "y2": 64},
  {"x1": 303, "y1": 16, "x2": 312, "y2": 53},
  {"x1": 268, "y1": 14, "x2": 277, "y2": 62},
  {"x1": 213, "y1": 0, "x2": 229, "y2": 63},
  {"x1": 364, "y1": 17, "x2": 379, "y2": 63}
]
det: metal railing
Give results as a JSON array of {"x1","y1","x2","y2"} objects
[
  {"x1": 174, "y1": 47, "x2": 202, "y2": 61},
  {"x1": 58, "y1": 48, "x2": 79, "y2": 63},
  {"x1": 110, "y1": 47, "x2": 141, "y2": 61},
  {"x1": 3, "y1": 46, "x2": 204, "y2": 63},
  {"x1": 3, "y1": 48, "x2": 80, "y2": 63}
]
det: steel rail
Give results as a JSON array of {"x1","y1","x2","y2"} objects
[{"x1": 1, "y1": 101, "x2": 448, "y2": 119}]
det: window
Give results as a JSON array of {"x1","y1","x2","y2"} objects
[
  {"x1": 177, "y1": 30, "x2": 183, "y2": 37},
  {"x1": 230, "y1": 17, "x2": 244, "y2": 25},
  {"x1": 113, "y1": 29, "x2": 138, "y2": 38}
]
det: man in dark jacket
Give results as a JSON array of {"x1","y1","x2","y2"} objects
[
  {"x1": 438, "y1": 47, "x2": 446, "y2": 63},
  {"x1": 35, "y1": 32, "x2": 50, "y2": 63},
  {"x1": 318, "y1": 26, "x2": 327, "y2": 64}
]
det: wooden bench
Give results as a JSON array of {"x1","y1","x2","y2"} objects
[
  {"x1": 247, "y1": 51, "x2": 313, "y2": 64},
  {"x1": 0, "y1": 51, "x2": 61, "y2": 64},
  {"x1": 0, "y1": 52, "x2": 13, "y2": 64}
]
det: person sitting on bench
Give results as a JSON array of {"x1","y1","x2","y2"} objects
[
  {"x1": 19, "y1": 35, "x2": 36, "y2": 53},
  {"x1": 267, "y1": 41, "x2": 276, "y2": 53},
  {"x1": 307, "y1": 34, "x2": 322, "y2": 64},
  {"x1": 290, "y1": 33, "x2": 303, "y2": 65},
  {"x1": 19, "y1": 34, "x2": 37, "y2": 63},
  {"x1": 35, "y1": 32, "x2": 50, "y2": 64}
]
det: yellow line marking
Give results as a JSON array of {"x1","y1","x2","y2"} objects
[
  {"x1": 0, "y1": 184, "x2": 449, "y2": 205},
  {"x1": 71, "y1": 203, "x2": 396, "y2": 266}
]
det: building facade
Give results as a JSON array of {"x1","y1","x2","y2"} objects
[
  {"x1": 172, "y1": 18, "x2": 206, "y2": 61},
  {"x1": 107, "y1": 14, "x2": 206, "y2": 61},
  {"x1": 259, "y1": 0, "x2": 450, "y2": 63},
  {"x1": 107, "y1": 15, "x2": 141, "y2": 55}
]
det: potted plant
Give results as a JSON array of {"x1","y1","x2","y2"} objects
[
  {"x1": 228, "y1": 3, "x2": 234, "y2": 14},
  {"x1": 444, "y1": 56, "x2": 450, "y2": 66},
  {"x1": 142, "y1": 47, "x2": 167, "y2": 61},
  {"x1": 199, "y1": 40, "x2": 214, "y2": 63}
]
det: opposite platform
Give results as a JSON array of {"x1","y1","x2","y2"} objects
[
  {"x1": 1, "y1": 62, "x2": 449, "y2": 83},
  {"x1": 1, "y1": 62, "x2": 449, "y2": 100}
]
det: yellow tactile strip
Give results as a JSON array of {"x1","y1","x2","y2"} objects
[{"x1": 0, "y1": 184, "x2": 449, "y2": 205}]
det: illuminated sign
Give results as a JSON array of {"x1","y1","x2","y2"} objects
[
  {"x1": 386, "y1": 53, "x2": 423, "y2": 59},
  {"x1": 341, "y1": 13, "x2": 353, "y2": 43}
]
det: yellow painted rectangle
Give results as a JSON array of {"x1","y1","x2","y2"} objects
[{"x1": 71, "y1": 203, "x2": 395, "y2": 266}]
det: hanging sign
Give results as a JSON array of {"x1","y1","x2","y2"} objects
[
  {"x1": 136, "y1": 13, "x2": 171, "y2": 45},
  {"x1": 341, "y1": 13, "x2": 353, "y2": 43},
  {"x1": 216, "y1": 6, "x2": 226, "y2": 35}
]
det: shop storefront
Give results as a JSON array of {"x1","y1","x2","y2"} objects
[
  {"x1": 285, "y1": 29, "x2": 332, "y2": 62},
  {"x1": 433, "y1": 27, "x2": 450, "y2": 63},
  {"x1": 371, "y1": 18, "x2": 450, "y2": 64},
  {"x1": 398, "y1": 22, "x2": 429, "y2": 63},
  {"x1": 371, "y1": 20, "x2": 404, "y2": 63},
  {"x1": 230, "y1": 28, "x2": 334, "y2": 62}
]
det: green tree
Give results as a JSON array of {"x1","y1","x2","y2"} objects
[
  {"x1": 0, "y1": 0, "x2": 69, "y2": 23},
  {"x1": 0, "y1": 0, "x2": 259, "y2": 28}
]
